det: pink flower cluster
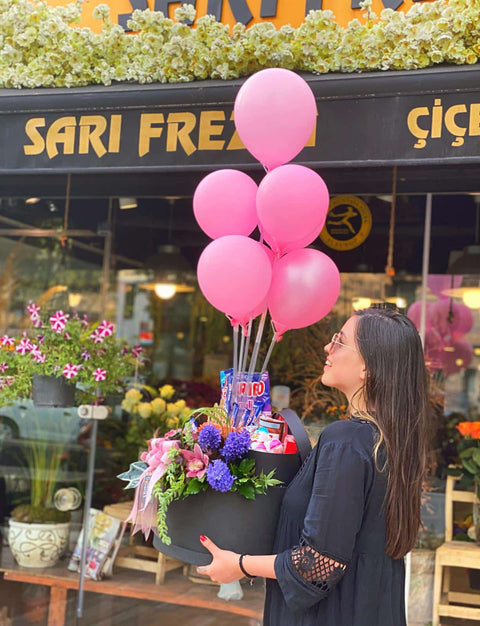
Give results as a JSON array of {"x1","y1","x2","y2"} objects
[{"x1": 50, "y1": 310, "x2": 69, "y2": 333}]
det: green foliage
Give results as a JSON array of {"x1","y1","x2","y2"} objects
[
  {"x1": 0, "y1": 0, "x2": 479, "y2": 89},
  {"x1": 0, "y1": 305, "x2": 139, "y2": 406}
]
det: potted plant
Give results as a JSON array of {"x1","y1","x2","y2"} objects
[
  {"x1": 0, "y1": 302, "x2": 141, "y2": 407},
  {"x1": 118, "y1": 405, "x2": 310, "y2": 565},
  {"x1": 8, "y1": 436, "x2": 71, "y2": 568},
  {"x1": 120, "y1": 383, "x2": 192, "y2": 452}
]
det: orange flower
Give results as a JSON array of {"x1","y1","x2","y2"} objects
[{"x1": 457, "y1": 422, "x2": 480, "y2": 439}]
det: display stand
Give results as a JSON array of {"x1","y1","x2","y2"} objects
[
  {"x1": 103, "y1": 502, "x2": 184, "y2": 584},
  {"x1": 0, "y1": 550, "x2": 264, "y2": 626}
]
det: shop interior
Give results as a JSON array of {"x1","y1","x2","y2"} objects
[{"x1": 0, "y1": 164, "x2": 479, "y2": 623}]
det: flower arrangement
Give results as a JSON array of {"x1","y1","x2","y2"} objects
[
  {"x1": 120, "y1": 383, "x2": 192, "y2": 451},
  {"x1": 456, "y1": 421, "x2": 480, "y2": 482},
  {"x1": 120, "y1": 406, "x2": 281, "y2": 544},
  {"x1": 0, "y1": 0, "x2": 479, "y2": 89},
  {"x1": 0, "y1": 302, "x2": 140, "y2": 405}
]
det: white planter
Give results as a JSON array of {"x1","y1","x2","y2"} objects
[
  {"x1": 408, "y1": 549, "x2": 435, "y2": 625},
  {"x1": 8, "y1": 519, "x2": 70, "y2": 568}
]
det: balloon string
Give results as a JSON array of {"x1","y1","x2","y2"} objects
[
  {"x1": 232, "y1": 325, "x2": 239, "y2": 374},
  {"x1": 238, "y1": 329, "x2": 246, "y2": 373},
  {"x1": 247, "y1": 310, "x2": 267, "y2": 378},
  {"x1": 261, "y1": 331, "x2": 277, "y2": 373},
  {"x1": 240, "y1": 319, "x2": 252, "y2": 374}
]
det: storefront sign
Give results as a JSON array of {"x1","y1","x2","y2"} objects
[
  {"x1": 48, "y1": 0, "x2": 431, "y2": 31},
  {"x1": 320, "y1": 196, "x2": 372, "y2": 251},
  {"x1": 2, "y1": 69, "x2": 480, "y2": 173}
]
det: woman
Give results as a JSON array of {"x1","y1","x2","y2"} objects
[{"x1": 198, "y1": 306, "x2": 429, "y2": 625}]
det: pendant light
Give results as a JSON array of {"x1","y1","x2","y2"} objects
[
  {"x1": 139, "y1": 200, "x2": 195, "y2": 299},
  {"x1": 442, "y1": 197, "x2": 480, "y2": 309}
]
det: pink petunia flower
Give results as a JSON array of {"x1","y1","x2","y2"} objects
[
  {"x1": 0, "y1": 363, "x2": 7, "y2": 372},
  {"x1": 93, "y1": 368, "x2": 106, "y2": 381},
  {"x1": 132, "y1": 345, "x2": 142, "y2": 358},
  {"x1": 16, "y1": 339, "x2": 33, "y2": 354},
  {"x1": 98, "y1": 320, "x2": 114, "y2": 338},
  {"x1": 0, "y1": 336, "x2": 14, "y2": 347},
  {"x1": 181, "y1": 444, "x2": 209, "y2": 479},
  {"x1": 50, "y1": 311, "x2": 69, "y2": 333},
  {"x1": 33, "y1": 353, "x2": 46, "y2": 364},
  {"x1": 63, "y1": 363, "x2": 79, "y2": 379},
  {"x1": 90, "y1": 329, "x2": 104, "y2": 344},
  {"x1": 26, "y1": 302, "x2": 40, "y2": 318}
]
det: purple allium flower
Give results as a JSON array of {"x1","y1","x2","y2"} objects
[
  {"x1": 198, "y1": 424, "x2": 222, "y2": 452},
  {"x1": 220, "y1": 429, "x2": 251, "y2": 463},
  {"x1": 206, "y1": 459, "x2": 235, "y2": 492}
]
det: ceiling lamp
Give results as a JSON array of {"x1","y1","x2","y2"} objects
[
  {"x1": 441, "y1": 198, "x2": 480, "y2": 309},
  {"x1": 441, "y1": 245, "x2": 480, "y2": 309},
  {"x1": 385, "y1": 296, "x2": 407, "y2": 309},
  {"x1": 140, "y1": 245, "x2": 195, "y2": 300},
  {"x1": 352, "y1": 297, "x2": 372, "y2": 311},
  {"x1": 119, "y1": 197, "x2": 138, "y2": 210}
]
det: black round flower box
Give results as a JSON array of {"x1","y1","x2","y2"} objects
[
  {"x1": 32, "y1": 374, "x2": 75, "y2": 408},
  {"x1": 153, "y1": 409, "x2": 312, "y2": 565},
  {"x1": 155, "y1": 485, "x2": 287, "y2": 565}
]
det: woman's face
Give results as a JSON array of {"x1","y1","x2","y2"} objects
[{"x1": 321, "y1": 316, "x2": 366, "y2": 403}]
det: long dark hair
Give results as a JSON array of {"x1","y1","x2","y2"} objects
[{"x1": 353, "y1": 307, "x2": 429, "y2": 560}]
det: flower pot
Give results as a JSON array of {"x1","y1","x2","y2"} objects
[
  {"x1": 153, "y1": 408, "x2": 311, "y2": 566},
  {"x1": 154, "y1": 486, "x2": 287, "y2": 566},
  {"x1": 32, "y1": 374, "x2": 75, "y2": 408},
  {"x1": 8, "y1": 519, "x2": 70, "y2": 567}
]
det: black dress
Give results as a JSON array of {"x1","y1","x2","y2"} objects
[{"x1": 264, "y1": 418, "x2": 406, "y2": 626}]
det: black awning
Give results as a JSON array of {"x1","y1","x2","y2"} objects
[{"x1": 1, "y1": 64, "x2": 480, "y2": 175}]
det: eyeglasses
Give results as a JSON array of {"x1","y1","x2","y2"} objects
[{"x1": 329, "y1": 332, "x2": 358, "y2": 353}]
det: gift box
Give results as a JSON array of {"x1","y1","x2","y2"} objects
[{"x1": 154, "y1": 409, "x2": 311, "y2": 565}]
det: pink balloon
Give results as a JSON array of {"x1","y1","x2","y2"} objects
[
  {"x1": 424, "y1": 327, "x2": 445, "y2": 372},
  {"x1": 442, "y1": 339, "x2": 474, "y2": 376},
  {"x1": 234, "y1": 68, "x2": 317, "y2": 170},
  {"x1": 455, "y1": 303, "x2": 474, "y2": 335},
  {"x1": 407, "y1": 301, "x2": 434, "y2": 329},
  {"x1": 268, "y1": 248, "x2": 340, "y2": 339},
  {"x1": 431, "y1": 300, "x2": 473, "y2": 338},
  {"x1": 197, "y1": 235, "x2": 272, "y2": 321},
  {"x1": 193, "y1": 169, "x2": 258, "y2": 239},
  {"x1": 257, "y1": 165, "x2": 329, "y2": 254},
  {"x1": 427, "y1": 274, "x2": 463, "y2": 299},
  {"x1": 235, "y1": 245, "x2": 276, "y2": 326}
]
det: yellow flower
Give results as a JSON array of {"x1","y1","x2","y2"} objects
[
  {"x1": 167, "y1": 402, "x2": 180, "y2": 417},
  {"x1": 151, "y1": 397, "x2": 167, "y2": 416},
  {"x1": 138, "y1": 402, "x2": 153, "y2": 419},
  {"x1": 159, "y1": 384, "x2": 175, "y2": 400},
  {"x1": 125, "y1": 388, "x2": 142, "y2": 402},
  {"x1": 166, "y1": 416, "x2": 179, "y2": 429}
]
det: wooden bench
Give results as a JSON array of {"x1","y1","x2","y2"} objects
[
  {"x1": 103, "y1": 501, "x2": 184, "y2": 584},
  {"x1": 0, "y1": 550, "x2": 264, "y2": 626}
]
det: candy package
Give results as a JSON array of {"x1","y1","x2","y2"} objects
[{"x1": 219, "y1": 368, "x2": 271, "y2": 429}]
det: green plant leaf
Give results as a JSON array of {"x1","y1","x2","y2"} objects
[
  {"x1": 462, "y1": 457, "x2": 479, "y2": 476},
  {"x1": 473, "y1": 448, "x2": 480, "y2": 466},
  {"x1": 237, "y1": 483, "x2": 256, "y2": 500},
  {"x1": 184, "y1": 478, "x2": 204, "y2": 495}
]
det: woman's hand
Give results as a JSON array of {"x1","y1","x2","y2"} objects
[{"x1": 196, "y1": 535, "x2": 243, "y2": 584}]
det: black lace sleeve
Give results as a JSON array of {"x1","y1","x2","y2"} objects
[{"x1": 290, "y1": 536, "x2": 347, "y2": 593}]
